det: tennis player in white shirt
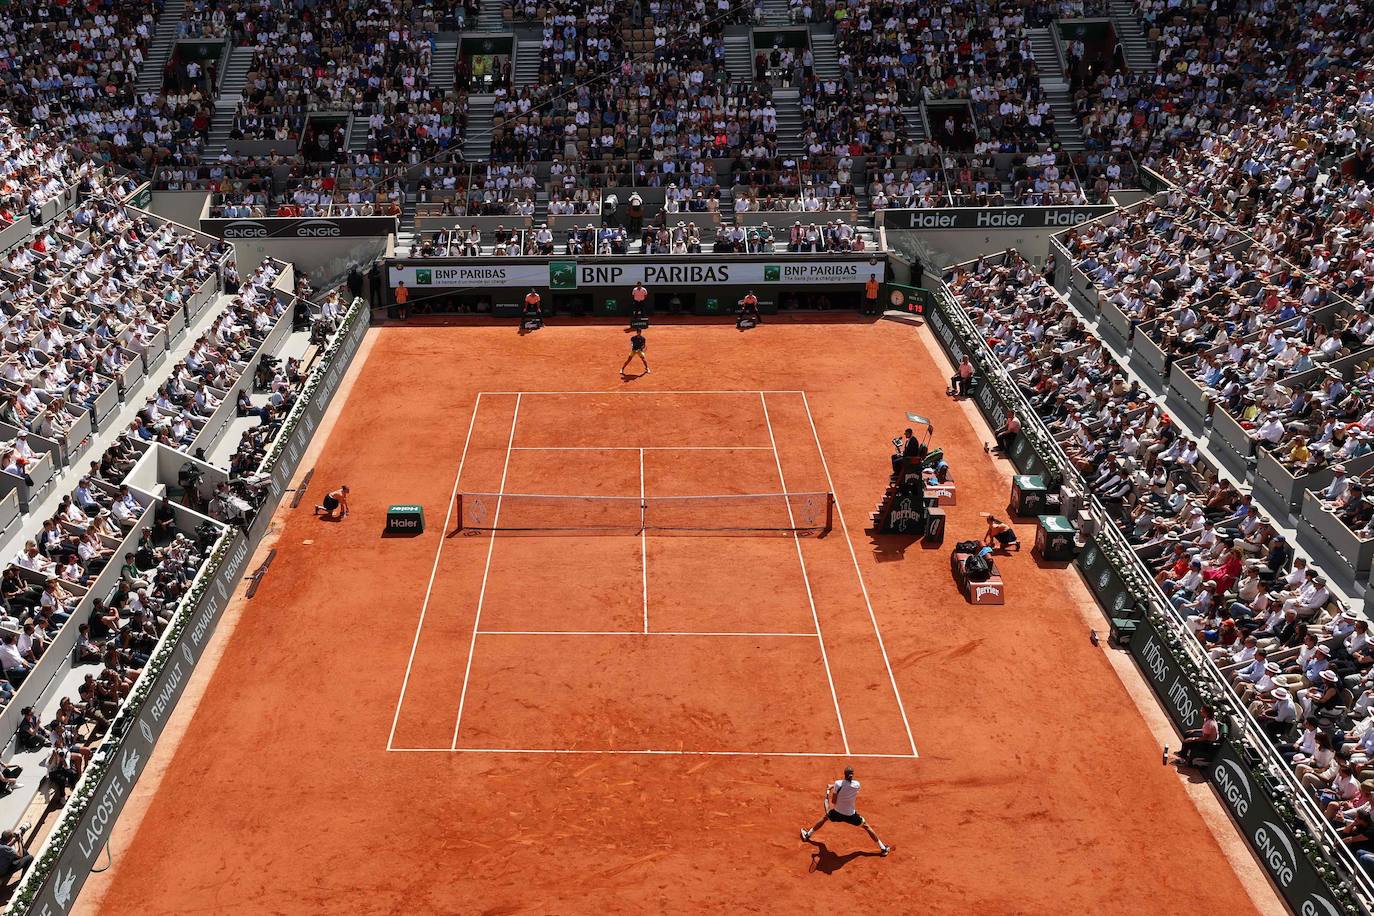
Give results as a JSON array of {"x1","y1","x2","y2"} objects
[{"x1": 800, "y1": 767, "x2": 891, "y2": 855}]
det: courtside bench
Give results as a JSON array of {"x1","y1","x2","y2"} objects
[{"x1": 951, "y1": 548, "x2": 1005, "y2": 604}]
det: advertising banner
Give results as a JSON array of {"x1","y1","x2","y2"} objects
[
  {"x1": 1075, "y1": 537, "x2": 1135, "y2": 620},
  {"x1": 1207, "y1": 743, "x2": 1349, "y2": 915},
  {"x1": 201, "y1": 217, "x2": 398, "y2": 240},
  {"x1": 1124, "y1": 612, "x2": 1206, "y2": 733},
  {"x1": 388, "y1": 259, "x2": 876, "y2": 289},
  {"x1": 880, "y1": 206, "x2": 1115, "y2": 231}
]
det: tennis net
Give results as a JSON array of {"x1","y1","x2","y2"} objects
[{"x1": 455, "y1": 491, "x2": 833, "y2": 536}]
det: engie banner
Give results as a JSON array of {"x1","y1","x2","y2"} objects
[
  {"x1": 1207, "y1": 742, "x2": 1349, "y2": 915},
  {"x1": 388, "y1": 258, "x2": 877, "y2": 289},
  {"x1": 200, "y1": 217, "x2": 399, "y2": 239}
]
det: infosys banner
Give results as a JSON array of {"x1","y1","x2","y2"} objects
[
  {"x1": 200, "y1": 217, "x2": 399, "y2": 239},
  {"x1": 1207, "y1": 742, "x2": 1348, "y2": 915},
  {"x1": 880, "y1": 206, "x2": 1115, "y2": 231},
  {"x1": 388, "y1": 259, "x2": 873, "y2": 289}
]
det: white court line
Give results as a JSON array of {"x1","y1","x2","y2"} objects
[
  {"x1": 390, "y1": 747, "x2": 919, "y2": 759},
  {"x1": 450, "y1": 393, "x2": 523, "y2": 751},
  {"x1": 478, "y1": 390, "x2": 805, "y2": 396},
  {"x1": 476, "y1": 630, "x2": 817, "y2": 637},
  {"x1": 508, "y1": 446, "x2": 773, "y2": 451},
  {"x1": 386, "y1": 393, "x2": 484, "y2": 751},
  {"x1": 759, "y1": 391, "x2": 849, "y2": 756},
  {"x1": 800, "y1": 391, "x2": 919, "y2": 758},
  {"x1": 639, "y1": 447, "x2": 648, "y2": 633}
]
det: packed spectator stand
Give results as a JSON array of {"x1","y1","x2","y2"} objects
[
  {"x1": 0, "y1": 119, "x2": 359, "y2": 899},
  {"x1": 943, "y1": 248, "x2": 1374, "y2": 894}
]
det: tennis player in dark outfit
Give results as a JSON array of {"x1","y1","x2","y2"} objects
[
  {"x1": 621, "y1": 328, "x2": 650, "y2": 376},
  {"x1": 801, "y1": 767, "x2": 891, "y2": 855}
]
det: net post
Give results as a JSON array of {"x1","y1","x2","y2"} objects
[
  {"x1": 454, "y1": 492, "x2": 462, "y2": 532},
  {"x1": 823, "y1": 492, "x2": 834, "y2": 534}
]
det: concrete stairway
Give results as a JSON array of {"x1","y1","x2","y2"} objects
[
  {"x1": 477, "y1": 0, "x2": 505, "y2": 32},
  {"x1": 136, "y1": 0, "x2": 186, "y2": 94},
  {"x1": 1109, "y1": 0, "x2": 1155, "y2": 71},
  {"x1": 760, "y1": 0, "x2": 791, "y2": 24},
  {"x1": 1025, "y1": 28, "x2": 1083, "y2": 153},
  {"x1": 774, "y1": 88, "x2": 804, "y2": 155},
  {"x1": 1027, "y1": 27, "x2": 1063, "y2": 83},
  {"x1": 203, "y1": 45, "x2": 256, "y2": 158},
  {"x1": 514, "y1": 38, "x2": 542, "y2": 86},
  {"x1": 809, "y1": 31, "x2": 840, "y2": 81},
  {"x1": 463, "y1": 94, "x2": 496, "y2": 160},
  {"x1": 900, "y1": 104, "x2": 927, "y2": 144},
  {"x1": 347, "y1": 113, "x2": 371, "y2": 155},
  {"x1": 431, "y1": 35, "x2": 460, "y2": 91},
  {"x1": 1045, "y1": 86, "x2": 1084, "y2": 152},
  {"x1": 724, "y1": 34, "x2": 753, "y2": 82}
]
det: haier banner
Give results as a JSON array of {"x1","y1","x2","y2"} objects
[{"x1": 880, "y1": 206, "x2": 1115, "y2": 231}]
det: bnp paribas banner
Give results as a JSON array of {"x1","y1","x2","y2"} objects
[{"x1": 388, "y1": 259, "x2": 876, "y2": 289}]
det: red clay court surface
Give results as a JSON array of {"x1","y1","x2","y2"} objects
[{"x1": 80, "y1": 316, "x2": 1264, "y2": 915}]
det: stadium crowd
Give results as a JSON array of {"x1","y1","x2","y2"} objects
[{"x1": 940, "y1": 249, "x2": 1374, "y2": 851}]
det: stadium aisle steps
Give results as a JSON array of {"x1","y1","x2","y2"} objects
[
  {"x1": 477, "y1": 0, "x2": 505, "y2": 31},
  {"x1": 463, "y1": 95, "x2": 496, "y2": 161},
  {"x1": 1026, "y1": 27, "x2": 1063, "y2": 82},
  {"x1": 900, "y1": 105, "x2": 928, "y2": 144},
  {"x1": 1046, "y1": 87, "x2": 1086, "y2": 153},
  {"x1": 432, "y1": 35, "x2": 460, "y2": 91},
  {"x1": 1026, "y1": 31, "x2": 1086, "y2": 155},
  {"x1": 346, "y1": 113, "x2": 370, "y2": 155},
  {"x1": 724, "y1": 34, "x2": 753, "y2": 82},
  {"x1": 204, "y1": 45, "x2": 256, "y2": 158},
  {"x1": 1109, "y1": 0, "x2": 1156, "y2": 71},
  {"x1": 773, "y1": 88, "x2": 804, "y2": 156},
  {"x1": 809, "y1": 32, "x2": 840, "y2": 82},
  {"x1": 514, "y1": 38, "x2": 542, "y2": 86},
  {"x1": 760, "y1": 0, "x2": 790, "y2": 24},
  {"x1": 136, "y1": 0, "x2": 186, "y2": 95}
]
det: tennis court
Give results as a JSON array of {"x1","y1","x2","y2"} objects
[
  {"x1": 78, "y1": 317, "x2": 1271, "y2": 915},
  {"x1": 387, "y1": 390, "x2": 917, "y2": 759}
]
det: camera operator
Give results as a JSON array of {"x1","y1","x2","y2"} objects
[{"x1": 0, "y1": 826, "x2": 32, "y2": 885}]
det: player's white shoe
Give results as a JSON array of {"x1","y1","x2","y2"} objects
[
  {"x1": 879, "y1": 844, "x2": 891, "y2": 857},
  {"x1": 800, "y1": 829, "x2": 811, "y2": 841}
]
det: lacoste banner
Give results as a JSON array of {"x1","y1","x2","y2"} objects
[
  {"x1": 388, "y1": 259, "x2": 875, "y2": 289},
  {"x1": 200, "y1": 217, "x2": 398, "y2": 239},
  {"x1": 880, "y1": 206, "x2": 1116, "y2": 231},
  {"x1": 1208, "y1": 742, "x2": 1348, "y2": 915}
]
